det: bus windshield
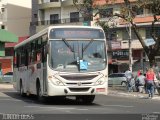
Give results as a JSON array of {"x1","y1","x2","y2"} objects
[{"x1": 50, "y1": 40, "x2": 107, "y2": 72}]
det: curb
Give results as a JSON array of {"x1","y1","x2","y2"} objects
[{"x1": 108, "y1": 90, "x2": 160, "y2": 100}]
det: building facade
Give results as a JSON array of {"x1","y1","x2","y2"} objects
[
  {"x1": 0, "y1": 0, "x2": 31, "y2": 74},
  {"x1": 94, "y1": 0, "x2": 159, "y2": 73},
  {"x1": 30, "y1": 0, "x2": 92, "y2": 34}
]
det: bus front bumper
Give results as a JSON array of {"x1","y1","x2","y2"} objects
[{"x1": 47, "y1": 82, "x2": 108, "y2": 96}]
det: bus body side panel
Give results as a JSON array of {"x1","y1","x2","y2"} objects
[
  {"x1": 13, "y1": 68, "x2": 19, "y2": 91},
  {"x1": 28, "y1": 63, "x2": 43, "y2": 95}
]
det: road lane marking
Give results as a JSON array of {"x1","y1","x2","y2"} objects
[
  {"x1": 153, "y1": 112, "x2": 160, "y2": 114},
  {"x1": 24, "y1": 106, "x2": 88, "y2": 112},
  {"x1": 25, "y1": 106, "x2": 76, "y2": 110},
  {"x1": 101, "y1": 104, "x2": 134, "y2": 108},
  {"x1": 0, "y1": 98, "x2": 21, "y2": 101},
  {"x1": 75, "y1": 109, "x2": 88, "y2": 111}
]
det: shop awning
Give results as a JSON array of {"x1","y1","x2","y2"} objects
[
  {"x1": 5, "y1": 36, "x2": 29, "y2": 48},
  {"x1": 0, "y1": 29, "x2": 18, "y2": 43},
  {"x1": 111, "y1": 60, "x2": 138, "y2": 65},
  {"x1": 0, "y1": 29, "x2": 18, "y2": 56}
]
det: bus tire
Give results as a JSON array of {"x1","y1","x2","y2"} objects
[
  {"x1": 36, "y1": 81, "x2": 45, "y2": 102},
  {"x1": 20, "y1": 80, "x2": 26, "y2": 97},
  {"x1": 76, "y1": 95, "x2": 95, "y2": 104}
]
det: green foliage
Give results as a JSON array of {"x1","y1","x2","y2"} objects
[
  {"x1": 95, "y1": 20, "x2": 109, "y2": 34},
  {"x1": 138, "y1": 0, "x2": 160, "y2": 15}
]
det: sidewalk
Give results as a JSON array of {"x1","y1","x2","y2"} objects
[
  {"x1": 108, "y1": 86, "x2": 160, "y2": 100},
  {"x1": 0, "y1": 83, "x2": 14, "y2": 90}
]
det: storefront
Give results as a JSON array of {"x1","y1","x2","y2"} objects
[{"x1": 0, "y1": 29, "x2": 18, "y2": 74}]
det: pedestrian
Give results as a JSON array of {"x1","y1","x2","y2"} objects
[
  {"x1": 135, "y1": 69, "x2": 142, "y2": 91},
  {"x1": 125, "y1": 68, "x2": 134, "y2": 92},
  {"x1": 136, "y1": 71, "x2": 145, "y2": 93},
  {"x1": 146, "y1": 68, "x2": 156, "y2": 98},
  {"x1": 0, "y1": 68, "x2": 2, "y2": 82},
  {"x1": 137, "y1": 69, "x2": 142, "y2": 77}
]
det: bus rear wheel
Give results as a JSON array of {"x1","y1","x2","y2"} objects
[
  {"x1": 20, "y1": 81, "x2": 25, "y2": 97},
  {"x1": 76, "y1": 95, "x2": 95, "y2": 104}
]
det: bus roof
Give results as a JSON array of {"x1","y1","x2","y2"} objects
[{"x1": 14, "y1": 25, "x2": 103, "y2": 49}]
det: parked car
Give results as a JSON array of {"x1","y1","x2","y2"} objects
[
  {"x1": 1, "y1": 72, "x2": 13, "y2": 83},
  {"x1": 108, "y1": 73, "x2": 127, "y2": 86}
]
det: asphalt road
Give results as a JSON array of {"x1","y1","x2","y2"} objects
[{"x1": 0, "y1": 85, "x2": 160, "y2": 120}]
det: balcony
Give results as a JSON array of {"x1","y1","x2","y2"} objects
[
  {"x1": 39, "y1": 2, "x2": 61, "y2": 9},
  {"x1": 31, "y1": 17, "x2": 92, "y2": 26},
  {"x1": 119, "y1": 16, "x2": 160, "y2": 25},
  {"x1": 62, "y1": 0, "x2": 83, "y2": 6},
  {"x1": 121, "y1": 40, "x2": 142, "y2": 49},
  {"x1": 30, "y1": 17, "x2": 92, "y2": 32}
]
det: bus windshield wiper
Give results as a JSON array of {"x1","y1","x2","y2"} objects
[
  {"x1": 62, "y1": 38, "x2": 74, "y2": 52},
  {"x1": 82, "y1": 39, "x2": 94, "y2": 53}
]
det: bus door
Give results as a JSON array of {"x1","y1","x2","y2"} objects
[{"x1": 42, "y1": 45, "x2": 48, "y2": 94}]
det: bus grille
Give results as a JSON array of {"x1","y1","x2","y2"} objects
[
  {"x1": 69, "y1": 87, "x2": 90, "y2": 92},
  {"x1": 60, "y1": 75, "x2": 98, "y2": 81},
  {"x1": 66, "y1": 82, "x2": 92, "y2": 85}
]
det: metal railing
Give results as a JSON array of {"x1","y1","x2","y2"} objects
[{"x1": 30, "y1": 17, "x2": 92, "y2": 26}]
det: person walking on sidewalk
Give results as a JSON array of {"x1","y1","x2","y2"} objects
[
  {"x1": 125, "y1": 68, "x2": 134, "y2": 92},
  {"x1": 146, "y1": 68, "x2": 155, "y2": 98},
  {"x1": 136, "y1": 71, "x2": 145, "y2": 93}
]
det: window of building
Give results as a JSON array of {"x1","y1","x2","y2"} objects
[
  {"x1": 50, "y1": 14, "x2": 59, "y2": 24},
  {"x1": 146, "y1": 27, "x2": 160, "y2": 39},
  {"x1": 34, "y1": 14, "x2": 37, "y2": 18},
  {"x1": 1, "y1": 7, "x2": 5, "y2": 12},
  {"x1": 122, "y1": 29, "x2": 138, "y2": 40},
  {"x1": 132, "y1": 5, "x2": 143, "y2": 15},
  {"x1": 70, "y1": 12, "x2": 79, "y2": 22},
  {"x1": 108, "y1": 30, "x2": 117, "y2": 41},
  {"x1": 145, "y1": 8, "x2": 152, "y2": 15},
  {"x1": 99, "y1": 8, "x2": 113, "y2": 18},
  {"x1": 1, "y1": 25, "x2": 5, "y2": 29},
  {"x1": 146, "y1": 28, "x2": 152, "y2": 39}
]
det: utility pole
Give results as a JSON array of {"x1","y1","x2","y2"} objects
[{"x1": 128, "y1": 6, "x2": 133, "y2": 72}]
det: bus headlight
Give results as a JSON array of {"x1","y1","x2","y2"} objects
[
  {"x1": 95, "y1": 78, "x2": 106, "y2": 85},
  {"x1": 49, "y1": 76, "x2": 64, "y2": 86}
]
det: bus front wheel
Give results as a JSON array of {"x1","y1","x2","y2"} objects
[
  {"x1": 76, "y1": 95, "x2": 95, "y2": 104},
  {"x1": 36, "y1": 82, "x2": 45, "y2": 102}
]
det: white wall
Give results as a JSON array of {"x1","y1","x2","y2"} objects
[
  {"x1": 3, "y1": 0, "x2": 32, "y2": 37},
  {"x1": 7, "y1": 0, "x2": 31, "y2": 8},
  {"x1": 44, "y1": 6, "x2": 81, "y2": 20}
]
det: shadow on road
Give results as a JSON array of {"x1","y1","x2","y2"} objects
[{"x1": 2, "y1": 91, "x2": 101, "y2": 106}]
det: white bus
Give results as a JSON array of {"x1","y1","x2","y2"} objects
[{"x1": 13, "y1": 26, "x2": 108, "y2": 104}]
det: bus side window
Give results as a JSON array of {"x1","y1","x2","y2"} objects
[
  {"x1": 35, "y1": 37, "x2": 42, "y2": 62},
  {"x1": 17, "y1": 53, "x2": 20, "y2": 68},
  {"x1": 30, "y1": 42, "x2": 36, "y2": 63},
  {"x1": 41, "y1": 34, "x2": 48, "y2": 63},
  {"x1": 13, "y1": 51, "x2": 17, "y2": 68},
  {"x1": 25, "y1": 48, "x2": 28, "y2": 66},
  {"x1": 42, "y1": 44, "x2": 48, "y2": 63}
]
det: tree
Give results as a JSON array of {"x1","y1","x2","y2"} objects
[{"x1": 73, "y1": 0, "x2": 160, "y2": 67}]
